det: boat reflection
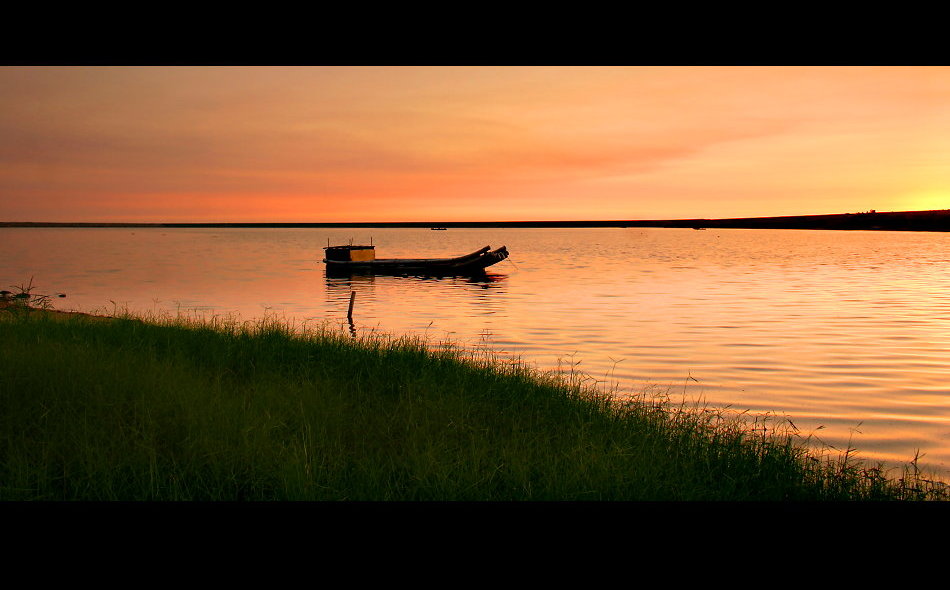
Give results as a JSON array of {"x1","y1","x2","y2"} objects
[
  {"x1": 324, "y1": 269, "x2": 508, "y2": 339},
  {"x1": 325, "y1": 268, "x2": 507, "y2": 288}
]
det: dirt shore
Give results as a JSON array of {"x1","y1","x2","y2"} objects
[{"x1": 0, "y1": 301, "x2": 114, "y2": 321}]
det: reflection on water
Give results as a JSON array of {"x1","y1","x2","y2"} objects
[
  {"x1": 3, "y1": 226, "x2": 950, "y2": 477},
  {"x1": 326, "y1": 272, "x2": 507, "y2": 338},
  {"x1": 325, "y1": 271, "x2": 506, "y2": 292}
]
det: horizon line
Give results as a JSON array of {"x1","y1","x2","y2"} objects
[{"x1": 3, "y1": 208, "x2": 950, "y2": 228}]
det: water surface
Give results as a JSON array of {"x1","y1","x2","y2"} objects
[{"x1": 4, "y1": 226, "x2": 949, "y2": 477}]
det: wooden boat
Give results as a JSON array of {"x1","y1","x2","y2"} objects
[{"x1": 323, "y1": 244, "x2": 509, "y2": 275}]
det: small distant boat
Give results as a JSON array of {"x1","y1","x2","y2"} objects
[
  {"x1": 430, "y1": 227, "x2": 448, "y2": 231},
  {"x1": 323, "y1": 244, "x2": 509, "y2": 275},
  {"x1": 692, "y1": 227, "x2": 707, "y2": 230}
]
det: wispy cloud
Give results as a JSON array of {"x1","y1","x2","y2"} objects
[{"x1": 2, "y1": 66, "x2": 950, "y2": 221}]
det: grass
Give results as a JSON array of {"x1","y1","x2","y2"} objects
[{"x1": 1, "y1": 304, "x2": 947, "y2": 501}]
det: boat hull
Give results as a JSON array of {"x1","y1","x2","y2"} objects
[{"x1": 324, "y1": 246, "x2": 509, "y2": 276}]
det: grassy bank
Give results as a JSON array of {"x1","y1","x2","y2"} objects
[{"x1": 1, "y1": 307, "x2": 946, "y2": 501}]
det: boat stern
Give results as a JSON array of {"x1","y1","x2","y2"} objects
[{"x1": 324, "y1": 245, "x2": 376, "y2": 263}]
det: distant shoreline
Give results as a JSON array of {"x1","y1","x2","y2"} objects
[{"x1": 3, "y1": 208, "x2": 950, "y2": 232}]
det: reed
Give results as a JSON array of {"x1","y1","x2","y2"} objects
[{"x1": 1, "y1": 307, "x2": 946, "y2": 501}]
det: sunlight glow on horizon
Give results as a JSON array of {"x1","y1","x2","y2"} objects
[{"x1": 2, "y1": 66, "x2": 950, "y2": 222}]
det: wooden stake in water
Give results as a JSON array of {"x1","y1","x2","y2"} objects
[{"x1": 347, "y1": 291, "x2": 356, "y2": 320}]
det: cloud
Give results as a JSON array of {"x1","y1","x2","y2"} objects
[{"x1": 4, "y1": 66, "x2": 950, "y2": 221}]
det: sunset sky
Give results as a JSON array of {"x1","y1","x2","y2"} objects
[{"x1": 2, "y1": 66, "x2": 949, "y2": 222}]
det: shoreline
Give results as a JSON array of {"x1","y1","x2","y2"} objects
[
  {"x1": 3, "y1": 208, "x2": 950, "y2": 232},
  {"x1": 0, "y1": 299, "x2": 113, "y2": 320},
  {"x1": 2, "y1": 307, "x2": 947, "y2": 500}
]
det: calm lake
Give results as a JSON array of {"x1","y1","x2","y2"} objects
[{"x1": 4, "y1": 226, "x2": 950, "y2": 477}]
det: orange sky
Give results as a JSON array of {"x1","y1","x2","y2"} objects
[{"x1": 2, "y1": 66, "x2": 950, "y2": 222}]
